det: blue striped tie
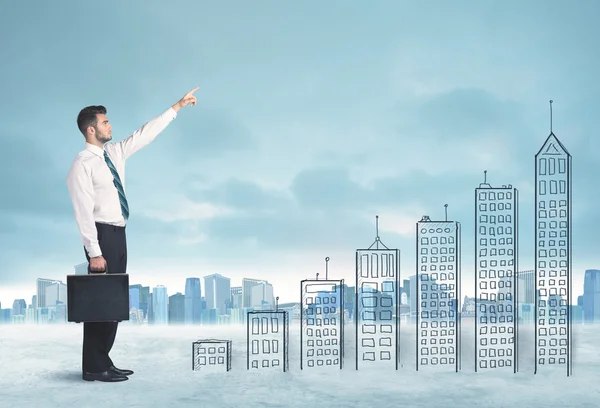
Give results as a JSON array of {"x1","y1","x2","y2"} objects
[{"x1": 104, "y1": 151, "x2": 130, "y2": 220}]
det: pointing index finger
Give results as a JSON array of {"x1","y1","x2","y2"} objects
[{"x1": 188, "y1": 86, "x2": 200, "y2": 95}]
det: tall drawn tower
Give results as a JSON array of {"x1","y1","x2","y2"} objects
[
  {"x1": 300, "y1": 257, "x2": 345, "y2": 370},
  {"x1": 416, "y1": 205, "x2": 461, "y2": 371},
  {"x1": 474, "y1": 171, "x2": 519, "y2": 372},
  {"x1": 534, "y1": 100, "x2": 572, "y2": 376},
  {"x1": 355, "y1": 216, "x2": 400, "y2": 370}
]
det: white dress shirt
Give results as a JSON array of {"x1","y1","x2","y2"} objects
[{"x1": 66, "y1": 107, "x2": 178, "y2": 258}]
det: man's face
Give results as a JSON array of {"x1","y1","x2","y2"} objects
[{"x1": 90, "y1": 113, "x2": 112, "y2": 144}]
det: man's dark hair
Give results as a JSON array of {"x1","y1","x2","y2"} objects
[{"x1": 77, "y1": 105, "x2": 107, "y2": 136}]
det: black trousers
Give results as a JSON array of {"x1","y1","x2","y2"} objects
[{"x1": 82, "y1": 222, "x2": 127, "y2": 373}]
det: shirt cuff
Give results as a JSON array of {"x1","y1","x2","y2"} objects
[
  {"x1": 167, "y1": 106, "x2": 178, "y2": 119},
  {"x1": 86, "y1": 245, "x2": 102, "y2": 258}
]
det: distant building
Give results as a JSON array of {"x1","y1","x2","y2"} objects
[
  {"x1": 12, "y1": 299, "x2": 26, "y2": 316},
  {"x1": 230, "y1": 286, "x2": 242, "y2": 309},
  {"x1": 45, "y1": 282, "x2": 67, "y2": 308},
  {"x1": 583, "y1": 269, "x2": 600, "y2": 323},
  {"x1": 152, "y1": 286, "x2": 168, "y2": 324},
  {"x1": 242, "y1": 278, "x2": 264, "y2": 308},
  {"x1": 185, "y1": 278, "x2": 203, "y2": 324},
  {"x1": 204, "y1": 274, "x2": 231, "y2": 315},
  {"x1": 168, "y1": 292, "x2": 185, "y2": 324},
  {"x1": 250, "y1": 281, "x2": 274, "y2": 309},
  {"x1": 36, "y1": 278, "x2": 61, "y2": 308},
  {"x1": 74, "y1": 262, "x2": 88, "y2": 275},
  {"x1": 129, "y1": 287, "x2": 140, "y2": 310}
]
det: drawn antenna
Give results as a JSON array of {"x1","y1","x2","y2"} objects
[
  {"x1": 550, "y1": 99, "x2": 553, "y2": 133},
  {"x1": 367, "y1": 214, "x2": 389, "y2": 250},
  {"x1": 479, "y1": 170, "x2": 491, "y2": 188},
  {"x1": 325, "y1": 257, "x2": 330, "y2": 280},
  {"x1": 444, "y1": 204, "x2": 448, "y2": 222}
]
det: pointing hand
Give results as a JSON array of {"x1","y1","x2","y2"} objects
[{"x1": 179, "y1": 86, "x2": 199, "y2": 108}]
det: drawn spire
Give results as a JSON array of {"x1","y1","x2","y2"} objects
[
  {"x1": 325, "y1": 257, "x2": 330, "y2": 280},
  {"x1": 368, "y1": 215, "x2": 389, "y2": 250},
  {"x1": 550, "y1": 99, "x2": 553, "y2": 134},
  {"x1": 444, "y1": 204, "x2": 448, "y2": 222},
  {"x1": 536, "y1": 99, "x2": 571, "y2": 157}
]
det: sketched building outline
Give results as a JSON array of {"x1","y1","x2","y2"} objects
[
  {"x1": 355, "y1": 216, "x2": 401, "y2": 370},
  {"x1": 300, "y1": 258, "x2": 344, "y2": 370},
  {"x1": 416, "y1": 207, "x2": 461, "y2": 371},
  {"x1": 534, "y1": 100, "x2": 572, "y2": 376},
  {"x1": 192, "y1": 339, "x2": 232, "y2": 371},
  {"x1": 474, "y1": 171, "x2": 519, "y2": 372},
  {"x1": 246, "y1": 310, "x2": 289, "y2": 372}
]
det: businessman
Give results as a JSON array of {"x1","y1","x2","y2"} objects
[{"x1": 66, "y1": 87, "x2": 199, "y2": 382}]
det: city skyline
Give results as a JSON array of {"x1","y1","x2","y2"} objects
[{"x1": 1, "y1": 264, "x2": 597, "y2": 310}]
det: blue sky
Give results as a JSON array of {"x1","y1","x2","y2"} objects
[{"x1": 1, "y1": 0, "x2": 599, "y2": 306}]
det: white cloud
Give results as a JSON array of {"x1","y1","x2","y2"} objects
[
  {"x1": 176, "y1": 233, "x2": 209, "y2": 246},
  {"x1": 140, "y1": 196, "x2": 235, "y2": 222}
]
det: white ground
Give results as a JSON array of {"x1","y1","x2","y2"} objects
[{"x1": 0, "y1": 322, "x2": 598, "y2": 408}]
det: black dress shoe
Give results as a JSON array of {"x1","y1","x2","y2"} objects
[
  {"x1": 109, "y1": 365, "x2": 134, "y2": 376},
  {"x1": 82, "y1": 370, "x2": 128, "y2": 382}
]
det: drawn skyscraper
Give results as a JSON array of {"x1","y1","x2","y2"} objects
[
  {"x1": 475, "y1": 171, "x2": 519, "y2": 372},
  {"x1": 534, "y1": 100, "x2": 572, "y2": 376},
  {"x1": 416, "y1": 206, "x2": 461, "y2": 371},
  {"x1": 300, "y1": 257, "x2": 344, "y2": 369},
  {"x1": 247, "y1": 308, "x2": 289, "y2": 371},
  {"x1": 355, "y1": 216, "x2": 400, "y2": 370}
]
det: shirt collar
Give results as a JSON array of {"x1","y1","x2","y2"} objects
[{"x1": 84, "y1": 142, "x2": 105, "y2": 158}]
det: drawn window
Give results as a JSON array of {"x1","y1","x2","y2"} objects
[
  {"x1": 539, "y1": 158, "x2": 547, "y2": 175},
  {"x1": 549, "y1": 158, "x2": 556, "y2": 175}
]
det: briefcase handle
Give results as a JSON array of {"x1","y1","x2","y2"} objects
[{"x1": 89, "y1": 264, "x2": 109, "y2": 275}]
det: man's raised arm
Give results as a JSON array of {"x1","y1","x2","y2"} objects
[{"x1": 111, "y1": 86, "x2": 200, "y2": 160}]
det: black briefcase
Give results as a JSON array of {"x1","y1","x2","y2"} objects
[{"x1": 67, "y1": 266, "x2": 130, "y2": 323}]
